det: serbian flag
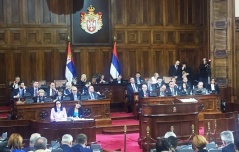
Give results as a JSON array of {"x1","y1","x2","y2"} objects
[
  {"x1": 65, "y1": 42, "x2": 77, "y2": 82},
  {"x1": 110, "y1": 42, "x2": 121, "y2": 79}
]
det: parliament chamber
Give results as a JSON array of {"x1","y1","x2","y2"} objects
[{"x1": 0, "y1": 0, "x2": 239, "y2": 151}]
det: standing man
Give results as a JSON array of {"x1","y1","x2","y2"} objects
[
  {"x1": 10, "y1": 76, "x2": 22, "y2": 93},
  {"x1": 169, "y1": 60, "x2": 182, "y2": 81},
  {"x1": 126, "y1": 77, "x2": 139, "y2": 112},
  {"x1": 199, "y1": 58, "x2": 211, "y2": 87}
]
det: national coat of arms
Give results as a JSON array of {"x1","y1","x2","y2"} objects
[{"x1": 80, "y1": 5, "x2": 103, "y2": 34}]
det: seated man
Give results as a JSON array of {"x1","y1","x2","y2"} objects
[
  {"x1": 34, "y1": 89, "x2": 47, "y2": 103},
  {"x1": 64, "y1": 82, "x2": 72, "y2": 96},
  {"x1": 29, "y1": 81, "x2": 40, "y2": 97},
  {"x1": 220, "y1": 131, "x2": 235, "y2": 152},
  {"x1": 23, "y1": 133, "x2": 41, "y2": 152},
  {"x1": 46, "y1": 82, "x2": 58, "y2": 97},
  {"x1": 12, "y1": 82, "x2": 28, "y2": 98},
  {"x1": 54, "y1": 89, "x2": 64, "y2": 102},
  {"x1": 154, "y1": 77, "x2": 164, "y2": 90},
  {"x1": 193, "y1": 81, "x2": 207, "y2": 95},
  {"x1": 81, "y1": 82, "x2": 91, "y2": 95},
  {"x1": 139, "y1": 84, "x2": 150, "y2": 98},
  {"x1": 72, "y1": 134, "x2": 92, "y2": 152},
  {"x1": 86, "y1": 86, "x2": 99, "y2": 100},
  {"x1": 60, "y1": 134, "x2": 73, "y2": 152},
  {"x1": 159, "y1": 84, "x2": 167, "y2": 97},
  {"x1": 34, "y1": 137, "x2": 48, "y2": 152},
  {"x1": 166, "y1": 81, "x2": 179, "y2": 96},
  {"x1": 69, "y1": 86, "x2": 81, "y2": 101},
  {"x1": 207, "y1": 78, "x2": 219, "y2": 93},
  {"x1": 147, "y1": 79, "x2": 156, "y2": 92}
]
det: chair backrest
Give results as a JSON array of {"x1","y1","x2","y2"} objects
[
  {"x1": 209, "y1": 149, "x2": 222, "y2": 152},
  {"x1": 25, "y1": 98, "x2": 34, "y2": 104},
  {"x1": 149, "y1": 91, "x2": 157, "y2": 97},
  {"x1": 150, "y1": 149, "x2": 156, "y2": 152},
  {"x1": 54, "y1": 80, "x2": 66, "y2": 87},
  {"x1": 81, "y1": 95, "x2": 89, "y2": 101},
  {"x1": 177, "y1": 149, "x2": 194, "y2": 152},
  {"x1": 63, "y1": 96, "x2": 71, "y2": 101},
  {"x1": 44, "y1": 97, "x2": 52, "y2": 102},
  {"x1": 24, "y1": 92, "x2": 31, "y2": 97},
  {"x1": 163, "y1": 76, "x2": 173, "y2": 83},
  {"x1": 206, "y1": 143, "x2": 216, "y2": 150}
]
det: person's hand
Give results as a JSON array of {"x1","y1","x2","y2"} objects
[{"x1": 97, "y1": 92, "x2": 101, "y2": 95}]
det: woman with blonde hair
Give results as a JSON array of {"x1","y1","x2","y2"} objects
[
  {"x1": 192, "y1": 135, "x2": 208, "y2": 152},
  {"x1": 78, "y1": 74, "x2": 87, "y2": 85},
  {"x1": 7, "y1": 133, "x2": 25, "y2": 152}
]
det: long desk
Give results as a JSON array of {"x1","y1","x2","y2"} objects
[
  {"x1": 62, "y1": 84, "x2": 127, "y2": 112},
  {"x1": 0, "y1": 120, "x2": 95, "y2": 144},
  {"x1": 139, "y1": 94, "x2": 221, "y2": 151},
  {"x1": 14, "y1": 99, "x2": 111, "y2": 126}
]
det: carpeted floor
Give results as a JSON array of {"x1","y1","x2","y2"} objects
[{"x1": 96, "y1": 133, "x2": 142, "y2": 152}]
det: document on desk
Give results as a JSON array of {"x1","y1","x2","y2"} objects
[
  {"x1": 68, "y1": 117, "x2": 94, "y2": 121},
  {"x1": 179, "y1": 98, "x2": 198, "y2": 103}
]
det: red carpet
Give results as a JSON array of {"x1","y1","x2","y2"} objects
[
  {"x1": 112, "y1": 119, "x2": 139, "y2": 126},
  {"x1": 96, "y1": 133, "x2": 142, "y2": 152},
  {"x1": 110, "y1": 112, "x2": 133, "y2": 118}
]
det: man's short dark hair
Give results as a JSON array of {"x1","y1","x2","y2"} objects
[
  {"x1": 34, "y1": 137, "x2": 47, "y2": 150},
  {"x1": 167, "y1": 136, "x2": 178, "y2": 149},
  {"x1": 75, "y1": 134, "x2": 87, "y2": 145}
]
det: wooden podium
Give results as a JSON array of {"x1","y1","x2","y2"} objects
[
  {"x1": 14, "y1": 99, "x2": 111, "y2": 126},
  {"x1": 139, "y1": 97, "x2": 199, "y2": 151}
]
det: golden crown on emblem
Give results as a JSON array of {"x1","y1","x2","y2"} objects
[{"x1": 87, "y1": 5, "x2": 95, "y2": 12}]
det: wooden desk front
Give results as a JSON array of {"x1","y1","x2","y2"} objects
[
  {"x1": 14, "y1": 99, "x2": 111, "y2": 126},
  {"x1": 139, "y1": 95, "x2": 221, "y2": 151},
  {"x1": 0, "y1": 120, "x2": 95, "y2": 143}
]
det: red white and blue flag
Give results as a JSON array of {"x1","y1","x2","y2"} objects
[
  {"x1": 65, "y1": 42, "x2": 77, "y2": 82},
  {"x1": 110, "y1": 42, "x2": 121, "y2": 79}
]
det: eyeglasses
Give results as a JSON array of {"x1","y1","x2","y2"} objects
[
  {"x1": 72, "y1": 90, "x2": 77, "y2": 91},
  {"x1": 56, "y1": 103, "x2": 61, "y2": 105}
]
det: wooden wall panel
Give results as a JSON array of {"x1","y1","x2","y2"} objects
[
  {"x1": 0, "y1": 0, "x2": 210, "y2": 104},
  {"x1": 0, "y1": 0, "x2": 4, "y2": 23},
  {"x1": 26, "y1": 0, "x2": 36, "y2": 23}
]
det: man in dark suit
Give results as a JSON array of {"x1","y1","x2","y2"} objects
[
  {"x1": 86, "y1": 86, "x2": 99, "y2": 100},
  {"x1": 60, "y1": 134, "x2": 74, "y2": 152},
  {"x1": 12, "y1": 82, "x2": 28, "y2": 98},
  {"x1": 154, "y1": 77, "x2": 164, "y2": 90},
  {"x1": 69, "y1": 86, "x2": 81, "y2": 101},
  {"x1": 220, "y1": 131, "x2": 235, "y2": 152},
  {"x1": 127, "y1": 77, "x2": 139, "y2": 102},
  {"x1": 139, "y1": 84, "x2": 150, "y2": 98},
  {"x1": 166, "y1": 81, "x2": 179, "y2": 96},
  {"x1": 147, "y1": 79, "x2": 156, "y2": 92},
  {"x1": 207, "y1": 78, "x2": 219, "y2": 93},
  {"x1": 29, "y1": 81, "x2": 40, "y2": 97},
  {"x1": 72, "y1": 134, "x2": 93, "y2": 152},
  {"x1": 46, "y1": 82, "x2": 58, "y2": 97},
  {"x1": 10, "y1": 76, "x2": 22, "y2": 93},
  {"x1": 168, "y1": 60, "x2": 182, "y2": 81},
  {"x1": 34, "y1": 89, "x2": 47, "y2": 103},
  {"x1": 135, "y1": 72, "x2": 144, "y2": 85},
  {"x1": 53, "y1": 89, "x2": 64, "y2": 101},
  {"x1": 81, "y1": 82, "x2": 91, "y2": 95}
]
